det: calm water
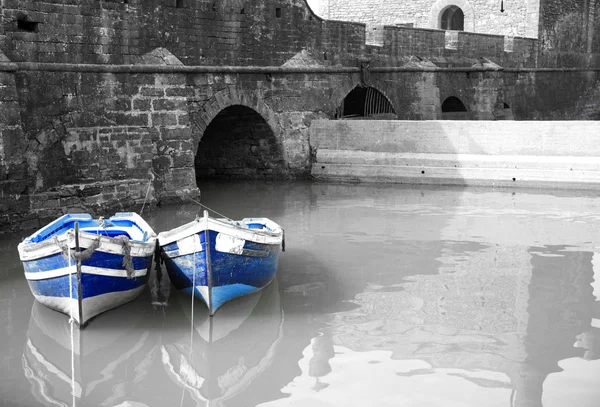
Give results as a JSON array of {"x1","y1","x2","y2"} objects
[{"x1": 1, "y1": 181, "x2": 599, "y2": 407}]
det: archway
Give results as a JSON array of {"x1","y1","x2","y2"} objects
[
  {"x1": 195, "y1": 105, "x2": 286, "y2": 181},
  {"x1": 441, "y1": 96, "x2": 469, "y2": 119},
  {"x1": 336, "y1": 86, "x2": 396, "y2": 119},
  {"x1": 440, "y1": 6, "x2": 464, "y2": 31},
  {"x1": 429, "y1": 0, "x2": 475, "y2": 32}
]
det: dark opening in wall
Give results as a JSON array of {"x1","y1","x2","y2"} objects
[
  {"x1": 17, "y1": 17, "x2": 39, "y2": 33},
  {"x1": 336, "y1": 86, "x2": 397, "y2": 119},
  {"x1": 442, "y1": 96, "x2": 467, "y2": 112},
  {"x1": 241, "y1": 8, "x2": 245, "y2": 14},
  {"x1": 440, "y1": 6, "x2": 464, "y2": 31},
  {"x1": 176, "y1": 0, "x2": 184, "y2": 8},
  {"x1": 501, "y1": 103, "x2": 514, "y2": 120},
  {"x1": 195, "y1": 105, "x2": 286, "y2": 181},
  {"x1": 276, "y1": 7, "x2": 282, "y2": 18},
  {"x1": 441, "y1": 96, "x2": 468, "y2": 120}
]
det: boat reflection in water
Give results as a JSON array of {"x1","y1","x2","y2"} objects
[
  {"x1": 161, "y1": 278, "x2": 283, "y2": 407},
  {"x1": 23, "y1": 295, "x2": 156, "y2": 407}
]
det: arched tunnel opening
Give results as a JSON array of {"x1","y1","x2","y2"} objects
[
  {"x1": 195, "y1": 105, "x2": 286, "y2": 183},
  {"x1": 441, "y1": 96, "x2": 469, "y2": 120},
  {"x1": 336, "y1": 86, "x2": 397, "y2": 119}
]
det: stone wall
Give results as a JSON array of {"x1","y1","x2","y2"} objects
[
  {"x1": 0, "y1": 0, "x2": 598, "y2": 232},
  {"x1": 323, "y1": 0, "x2": 541, "y2": 38},
  {"x1": 541, "y1": 0, "x2": 600, "y2": 52}
]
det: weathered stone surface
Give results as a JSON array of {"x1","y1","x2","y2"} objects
[{"x1": 0, "y1": 0, "x2": 598, "y2": 233}]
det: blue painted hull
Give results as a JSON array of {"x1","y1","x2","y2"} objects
[
  {"x1": 18, "y1": 213, "x2": 157, "y2": 325},
  {"x1": 159, "y1": 217, "x2": 283, "y2": 314}
]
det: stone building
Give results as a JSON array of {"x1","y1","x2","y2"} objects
[
  {"x1": 0, "y1": 0, "x2": 598, "y2": 232},
  {"x1": 317, "y1": 0, "x2": 599, "y2": 52}
]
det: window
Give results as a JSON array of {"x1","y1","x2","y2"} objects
[{"x1": 440, "y1": 6, "x2": 464, "y2": 31}]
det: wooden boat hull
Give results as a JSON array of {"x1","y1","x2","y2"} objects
[
  {"x1": 18, "y1": 213, "x2": 156, "y2": 326},
  {"x1": 158, "y1": 214, "x2": 283, "y2": 315}
]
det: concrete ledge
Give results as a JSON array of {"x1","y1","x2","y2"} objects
[
  {"x1": 312, "y1": 163, "x2": 600, "y2": 190},
  {"x1": 310, "y1": 120, "x2": 600, "y2": 189},
  {"x1": 316, "y1": 150, "x2": 600, "y2": 171}
]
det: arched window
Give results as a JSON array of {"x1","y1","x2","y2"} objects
[
  {"x1": 336, "y1": 86, "x2": 396, "y2": 119},
  {"x1": 440, "y1": 6, "x2": 464, "y2": 31}
]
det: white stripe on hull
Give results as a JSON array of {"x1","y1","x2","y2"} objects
[
  {"x1": 19, "y1": 232, "x2": 156, "y2": 262},
  {"x1": 34, "y1": 285, "x2": 146, "y2": 325},
  {"x1": 25, "y1": 265, "x2": 149, "y2": 281}
]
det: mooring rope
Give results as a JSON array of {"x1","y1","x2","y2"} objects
[
  {"x1": 140, "y1": 173, "x2": 155, "y2": 216},
  {"x1": 67, "y1": 243, "x2": 76, "y2": 407},
  {"x1": 187, "y1": 197, "x2": 234, "y2": 222}
]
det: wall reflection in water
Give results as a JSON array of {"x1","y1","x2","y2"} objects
[{"x1": 1, "y1": 181, "x2": 599, "y2": 407}]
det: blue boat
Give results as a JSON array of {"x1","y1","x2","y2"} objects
[
  {"x1": 157, "y1": 211, "x2": 284, "y2": 315},
  {"x1": 17, "y1": 212, "x2": 157, "y2": 326}
]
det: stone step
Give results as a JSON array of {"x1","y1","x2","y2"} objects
[
  {"x1": 315, "y1": 150, "x2": 600, "y2": 171},
  {"x1": 312, "y1": 150, "x2": 600, "y2": 189}
]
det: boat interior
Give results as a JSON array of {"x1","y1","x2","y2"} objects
[{"x1": 27, "y1": 213, "x2": 150, "y2": 243}]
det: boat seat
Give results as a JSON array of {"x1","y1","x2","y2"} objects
[{"x1": 80, "y1": 228, "x2": 132, "y2": 239}]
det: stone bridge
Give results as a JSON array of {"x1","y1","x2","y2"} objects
[{"x1": 0, "y1": 0, "x2": 599, "y2": 231}]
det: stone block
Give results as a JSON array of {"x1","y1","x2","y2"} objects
[
  {"x1": 152, "y1": 99, "x2": 187, "y2": 111},
  {"x1": 151, "y1": 112, "x2": 178, "y2": 126}
]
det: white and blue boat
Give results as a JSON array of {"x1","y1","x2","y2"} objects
[
  {"x1": 18, "y1": 212, "x2": 157, "y2": 326},
  {"x1": 157, "y1": 211, "x2": 284, "y2": 315}
]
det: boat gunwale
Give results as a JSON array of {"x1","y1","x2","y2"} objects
[
  {"x1": 157, "y1": 216, "x2": 283, "y2": 247},
  {"x1": 18, "y1": 229, "x2": 157, "y2": 262}
]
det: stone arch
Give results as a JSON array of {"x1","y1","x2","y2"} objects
[
  {"x1": 330, "y1": 78, "x2": 358, "y2": 118},
  {"x1": 332, "y1": 80, "x2": 397, "y2": 119},
  {"x1": 191, "y1": 87, "x2": 283, "y2": 156},
  {"x1": 192, "y1": 88, "x2": 288, "y2": 180},
  {"x1": 429, "y1": 0, "x2": 475, "y2": 32}
]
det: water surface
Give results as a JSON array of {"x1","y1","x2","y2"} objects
[{"x1": 1, "y1": 181, "x2": 599, "y2": 407}]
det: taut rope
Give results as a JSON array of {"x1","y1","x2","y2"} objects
[{"x1": 67, "y1": 241, "x2": 77, "y2": 407}]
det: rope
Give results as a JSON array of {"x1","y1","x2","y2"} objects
[
  {"x1": 187, "y1": 197, "x2": 234, "y2": 222},
  {"x1": 190, "y1": 234, "x2": 196, "y2": 342},
  {"x1": 56, "y1": 236, "x2": 101, "y2": 262},
  {"x1": 67, "y1": 244, "x2": 76, "y2": 407},
  {"x1": 114, "y1": 235, "x2": 135, "y2": 279},
  {"x1": 57, "y1": 233, "x2": 134, "y2": 279},
  {"x1": 140, "y1": 173, "x2": 155, "y2": 216}
]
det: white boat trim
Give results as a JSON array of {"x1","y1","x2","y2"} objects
[
  {"x1": 157, "y1": 217, "x2": 282, "y2": 247},
  {"x1": 18, "y1": 231, "x2": 156, "y2": 262},
  {"x1": 25, "y1": 265, "x2": 149, "y2": 281},
  {"x1": 33, "y1": 285, "x2": 146, "y2": 325}
]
